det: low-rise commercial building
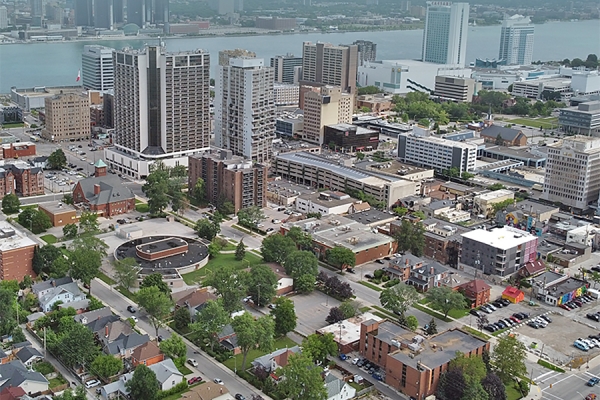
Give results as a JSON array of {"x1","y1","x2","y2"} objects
[
  {"x1": 512, "y1": 77, "x2": 572, "y2": 99},
  {"x1": 275, "y1": 114, "x2": 304, "y2": 138},
  {"x1": 295, "y1": 191, "x2": 358, "y2": 215},
  {"x1": 461, "y1": 226, "x2": 538, "y2": 277},
  {"x1": 38, "y1": 202, "x2": 78, "y2": 227},
  {"x1": 188, "y1": 149, "x2": 267, "y2": 214},
  {"x1": 473, "y1": 189, "x2": 515, "y2": 217},
  {"x1": 398, "y1": 133, "x2": 477, "y2": 172},
  {"x1": 359, "y1": 320, "x2": 489, "y2": 399},
  {"x1": 0, "y1": 221, "x2": 37, "y2": 282},
  {"x1": 2, "y1": 143, "x2": 36, "y2": 159},
  {"x1": 0, "y1": 160, "x2": 44, "y2": 199},
  {"x1": 532, "y1": 271, "x2": 588, "y2": 306},
  {"x1": 323, "y1": 123, "x2": 379, "y2": 152},
  {"x1": 281, "y1": 215, "x2": 395, "y2": 265},
  {"x1": 559, "y1": 100, "x2": 600, "y2": 136},
  {"x1": 419, "y1": 218, "x2": 468, "y2": 266},
  {"x1": 274, "y1": 151, "x2": 419, "y2": 209},
  {"x1": 301, "y1": 85, "x2": 353, "y2": 144}
]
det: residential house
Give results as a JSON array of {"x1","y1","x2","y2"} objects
[
  {"x1": 456, "y1": 279, "x2": 491, "y2": 308},
  {"x1": 73, "y1": 307, "x2": 113, "y2": 324},
  {"x1": 324, "y1": 373, "x2": 356, "y2": 400},
  {"x1": 480, "y1": 124, "x2": 527, "y2": 146},
  {"x1": 181, "y1": 382, "x2": 233, "y2": 400},
  {"x1": 0, "y1": 360, "x2": 49, "y2": 395},
  {"x1": 218, "y1": 325, "x2": 240, "y2": 355},
  {"x1": 31, "y1": 277, "x2": 73, "y2": 298},
  {"x1": 29, "y1": 156, "x2": 48, "y2": 169},
  {"x1": 267, "y1": 264, "x2": 294, "y2": 295},
  {"x1": 131, "y1": 341, "x2": 164, "y2": 367},
  {"x1": 252, "y1": 346, "x2": 301, "y2": 373},
  {"x1": 0, "y1": 387, "x2": 26, "y2": 400},
  {"x1": 99, "y1": 359, "x2": 183, "y2": 398},
  {"x1": 58, "y1": 299, "x2": 89, "y2": 313},
  {"x1": 407, "y1": 261, "x2": 449, "y2": 292},
  {"x1": 0, "y1": 350, "x2": 9, "y2": 365},
  {"x1": 36, "y1": 280, "x2": 85, "y2": 313},
  {"x1": 26, "y1": 312, "x2": 45, "y2": 327},
  {"x1": 519, "y1": 260, "x2": 547, "y2": 278},
  {"x1": 15, "y1": 347, "x2": 43, "y2": 368},
  {"x1": 93, "y1": 319, "x2": 149, "y2": 358},
  {"x1": 383, "y1": 254, "x2": 424, "y2": 282},
  {"x1": 173, "y1": 288, "x2": 217, "y2": 320}
]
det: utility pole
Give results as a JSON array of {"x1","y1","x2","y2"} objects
[{"x1": 44, "y1": 327, "x2": 47, "y2": 357}]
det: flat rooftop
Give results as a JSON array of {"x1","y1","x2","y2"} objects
[
  {"x1": 276, "y1": 152, "x2": 401, "y2": 186},
  {"x1": 12, "y1": 85, "x2": 85, "y2": 97},
  {"x1": 137, "y1": 237, "x2": 187, "y2": 254},
  {"x1": 354, "y1": 159, "x2": 433, "y2": 178},
  {"x1": 475, "y1": 189, "x2": 514, "y2": 201},
  {"x1": 461, "y1": 226, "x2": 536, "y2": 250},
  {"x1": 512, "y1": 200, "x2": 559, "y2": 216},
  {"x1": 546, "y1": 277, "x2": 587, "y2": 296},
  {"x1": 268, "y1": 180, "x2": 316, "y2": 198},
  {"x1": 483, "y1": 146, "x2": 547, "y2": 161},
  {"x1": 0, "y1": 221, "x2": 37, "y2": 251},
  {"x1": 345, "y1": 209, "x2": 397, "y2": 226},
  {"x1": 404, "y1": 133, "x2": 478, "y2": 150},
  {"x1": 372, "y1": 321, "x2": 487, "y2": 370},
  {"x1": 297, "y1": 191, "x2": 356, "y2": 208},
  {"x1": 283, "y1": 215, "x2": 394, "y2": 253},
  {"x1": 327, "y1": 123, "x2": 377, "y2": 135},
  {"x1": 317, "y1": 312, "x2": 382, "y2": 346},
  {"x1": 38, "y1": 201, "x2": 77, "y2": 214}
]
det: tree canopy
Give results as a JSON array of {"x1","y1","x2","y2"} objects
[
  {"x1": 190, "y1": 299, "x2": 230, "y2": 351},
  {"x1": 1, "y1": 193, "x2": 20, "y2": 214},
  {"x1": 393, "y1": 220, "x2": 425, "y2": 257},
  {"x1": 237, "y1": 206, "x2": 265, "y2": 229},
  {"x1": 301, "y1": 333, "x2": 337, "y2": 366},
  {"x1": 277, "y1": 354, "x2": 328, "y2": 400},
  {"x1": 379, "y1": 283, "x2": 420, "y2": 320},
  {"x1": 126, "y1": 365, "x2": 160, "y2": 400},
  {"x1": 492, "y1": 335, "x2": 527, "y2": 383},
  {"x1": 136, "y1": 286, "x2": 173, "y2": 336},
  {"x1": 247, "y1": 264, "x2": 277, "y2": 307},
  {"x1": 261, "y1": 234, "x2": 297, "y2": 264},
  {"x1": 426, "y1": 286, "x2": 466, "y2": 318},
  {"x1": 271, "y1": 297, "x2": 297, "y2": 337},
  {"x1": 232, "y1": 313, "x2": 274, "y2": 371},
  {"x1": 325, "y1": 246, "x2": 356, "y2": 271}
]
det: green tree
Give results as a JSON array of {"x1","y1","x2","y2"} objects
[
  {"x1": 284, "y1": 250, "x2": 318, "y2": 279},
  {"x1": 237, "y1": 206, "x2": 265, "y2": 229},
  {"x1": 357, "y1": 85, "x2": 382, "y2": 95},
  {"x1": 461, "y1": 172, "x2": 475, "y2": 180},
  {"x1": 190, "y1": 300, "x2": 230, "y2": 351},
  {"x1": 2, "y1": 193, "x2": 20, "y2": 214},
  {"x1": 53, "y1": 386, "x2": 87, "y2": 400},
  {"x1": 192, "y1": 178, "x2": 206, "y2": 204},
  {"x1": 32, "y1": 244, "x2": 62, "y2": 275},
  {"x1": 356, "y1": 151, "x2": 365, "y2": 161},
  {"x1": 495, "y1": 133, "x2": 504, "y2": 145},
  {"x1": 71, "y1": 236, "x2": 108, "y2": 256},
  {"x1": 136, "y1": 286, "x2": 173, "y2": 336},
  {"x1": 481, "y1": 373, "x2": 507, "y2": 400},
  {"x1": 444, "y1": 167, "x2": 460, "y2": 178},
  {"x1": 325, "y1": 246, "x2": 356, "y2": 271},
  {"x1": 235, "y1": 239, "x2": 246, "y2": 261},
  {"x1": 450, "y1": 352, "x2": 488, "y2": 383},
  {"x1": 426, "y1": 318, "x2": 438, "y2": 335},
  {"x1": 140, "y1": 273, "x2": 170, "y2": 296},
  {"x1": 125, "y1": 365, "x2": 160, "y2": 400},
  {"x1": 54, "y1": 322, "x2": 100, "y2": 368},
  {"x1": 18, "y1": 208, "x2": 51, "y2": 233},
  {"x1": 62, "y1": 223, "x2": 78, "y2": 239},
  {"x1": 393, "y1": 220, "x2": 425, "y2": 257},
  {"x1": 232, "y1": 313, "x2": 275, "y2": 371},
  {"x1": 338, "y1": 300, "x2": 360, "y2": 319},
  {"x1": 47, "y1": 149, "x2": 67, "y2": 170},
  {"x1": 488, "y1": 183, "x2": 506, "y2": 191},
  {"x1": 69, "y1": 248, "x2": 102, "y2": 293},
  {"x1": 159, "y1": 334, "x2": 187, "y2": 359},
  {"x1": 301, "y1": 333, "x2": 337, "y2": 366},
  {"x1": 247, "y1": 264, "x2": 277, "y2": 307},
  {"x1": 405, "y1": 315, "x2": 418, "y2": 331},
  {"x1": 426, "y1": 286, "x2": 466, "y2": 318},
  {"x1": 143, "y1": 162, "x2": 170, "y2": 216},
  {"x1": 194, "y1": 218, "x2": 220, "y2": 241},
  {"x1": 492, "y1": 335, "x2": 527, "y2": 383},
  {"x1": 271, "y1": 297, "x2": 297, "y2": 337},
  {"x1": 393, "y1": 206, "x2": 408, "y2": 216},
  {"x1": 285, "y1": 226, "x2": 313, "y2": 250},
  {"x1": 261, "y1": 234, "x2": 297, "y2": 264},
  {"x1": 173, "y1": 307, "x2": 191, "y2": 330},
  {"x1": 218, "y1": 201, "x2": 235, "y2": 215},
  {"x1": 88, "y1": 296, "x2": 104, "y2": 311},
  {"x1": 205, "y1": 264, "x2": 248, "y2": 312},
  {"x1": 78, "y1": 211, "x2": 99, "y2": 234},
  {"x1": 295, "y1": 272, "x2": 316, "y2": 293},
  {"x1": 50, "y1": 256, "x2": 70, "y2": 279},
  {"x1": 91, "y1": 354, "x2": 122, "y2": 381},
  {"x1": 277, "y1": 354, "x2": 328, "y2": 400},
  {"x1": 0, "y1": 289, "x2": 15, "y2": 335},
  {"x1": 492, "y1": 199, "x2": 514, "y2": 214},
  {"x1": 114, "y1": 257, "x2": 139, "y2": 291}
]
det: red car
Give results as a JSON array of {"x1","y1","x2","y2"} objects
[
  {"x1": 560, "y1": 304, "x2": 572, "y2": 311},
  {"x1": 509, "y1": 316, "x2": 520, "y2": 324},
  {"x1": 188, "y1": 376, "x2": 203, "y2": 385}
]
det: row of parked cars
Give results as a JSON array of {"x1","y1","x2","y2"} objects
[
  {"x1": 351, "y1": 358, "x2": 383, "y2": 381},
  {"x1": 575, "y1": 337, "x2": 600, "y2": 351},
  {"x1": 483, "y1": 312, "x2": 552, "y2": 333},
  {"x1": 561, "y1": 294, "x2": 596, "y2": 311},
  {"x1": 470, "y1": 298, "x2": 511, "y2": 319}
]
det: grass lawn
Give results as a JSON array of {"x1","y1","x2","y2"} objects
[
  {"x1": 2, "y1": 122, "x2": 25, "y2": 128},
  {"x1": 359, "y1": 306, "x2": 371, "y2": 313},
  {"x1": 359, "y1": 281, "x2": 382, "y2": 292},
  {"x1": 136, "y1": 203, "x2": 149, "y2": 213},
  {"x1": 116, "y1": 286, "x2": 136, "y2": 301},
  {"x1": 135, "y1": 199, "x2": 143, "y2": 204},
  {"x1": 97, "y1": 272, "x2": 116, "y2": 286},
  {"x1": 40, "y1": 234, "x2": 57, "y2": 244},
  {"x1": 419, "y1": 299, "x2": 470, "y2": 320},
  {"x1": 413, "y1": 303, "x2": 451, "y2": 322},
  {"x1": 181, "y1": 252, "x2": 263, "y2": 285},
  {"x1": 461, "y1": 326, "x2": 491, "y2": 340},
  {"x1": 221, "y1": 243, "x2": 237, "y2": 251},
  {"x1": 222, "y1": 336, "x2": 297, "y2": 372},
  {"x1": 505, "y1": 384, "x2": 523, "y2": 400},
  {"x1": 508, "y1": 117, "x2": 558, "y2": 130},
  {"x1": 176, "y1": 364, "x2": 193, "y2": 375},
  {"x1": 20, "y1": 204, "x2": 37, "y2": 211},
  {"x1": 48, "y1": 375, "x2": 67, "y2": 389}
]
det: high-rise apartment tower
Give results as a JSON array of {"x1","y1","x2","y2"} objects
[
  {"x1": 301, "y1": 42, "x2": 358, "y2": 94},
  {"x1": 498, "y1": 15, "x2": 534, "y2": 66},
  {"x1": 421, "y1": 2, "x2": 469, "y2": 66}
]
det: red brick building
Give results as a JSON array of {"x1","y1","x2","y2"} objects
[
  {"x1": 456, "y1": 279, "x2": 491, "y2": 308},
  {"x1": 2, "y1": 143, "x2": 36, "y2": 159},
  {"x1": 0, "y1": 161, "x2": 44, "y2": 199},
  {"x1": 359, "y1": 320, "x2": 489, "y2": 400},
  {"x1": 73, "y1": 160, "x2": 135, "y2": 217},
  {"x1": 0, "y1": 222, "x2": 37, "y2": 282}
]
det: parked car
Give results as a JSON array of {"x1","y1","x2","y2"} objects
[
  {"x1": 346, "y1": 268, "x2": 355, "y2": 274},
  {"x1": 592, "y1": 266, "x2": 600, "y2": 273},
  {"x1": 469, "y1": 309, "x2": 482, "y2": 317},
  {"x1": 560, "y1": 304, "x2": 572, "y2": 311},
  {"x1": 540, "y1": 315, "x2": 552, "y2": 323},
  {"x1": 85, "y1": 380, "x2": 100, "y2": 389},
  {"x1": 587, "y1": 314, "x2": 600, "y2": 322},
  {"x1": 352, "y1": 358, "x2": 360, "y2": 365},
  {"x1": 187, "y1": 359, "x2": 199, "y2": 367},
  {"x1": 214, "y1": 378, "x2": 224, "y2": 385},
  {"x1": 235, "y1": 395, "x2": 246, "y2": 400},
  {"x1": 372, "y1": 372, "x2": 383, "y2": 381},
  {"x1": 527, "y1": 321, "x2": 541, "y2": 329},
  {"x1": 492, "y1": 301, "x2": 504, "y2": 308},
  {"x1": 364, "y1": 274, "x2": 373, "y2": 279},
  {"x1": 188, "y1": 377, "x2": 203, "y2": 385},
  {"x1": 376, "y1": 259, "x2": 385, "y2": 264},
  {"x1": 574, "y1": 340, "x2": 590, "y2": 351},
  {"x1": 484, "y1": 325, "x2": 497, "y2": 333},
  {"x1": 509, "y1": 316, "x2": 520, "y2": 324},
  {"x1": 127, "y1": 306, "x2": 136, "y2": 313},
  {"x1": 499, "y1": 299, "x2": 510, "y2": 306}
]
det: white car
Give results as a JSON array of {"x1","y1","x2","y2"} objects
[
  {"x1": 188, "y1": 359, "x2": 199, "y2": 367},
  {"x1": 213, "y1": 378, "x2": 224, "y2": 385},
  {"x1": 85, "y1": 379, "x2": 100, "y2": 388},
  {"x1": 130, "y1": 316, "x2": 138, "y2": 323},
  {"x1": 352, "y1": 358, "x2": 359, "y2": 365}
]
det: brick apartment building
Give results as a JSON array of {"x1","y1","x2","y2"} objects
[
  {"x1": 455, "y1": 279, "x2": 492, "y2": 308},
  {"x1": 360, "y1": 319, "x2": 489, "y2": 399},
  {"x1": 73, "y1": 160, "x2": 135, "y2": 217},
  {"x1": 188, "y1": 149, "x2": 266, "y2": 214},
  {"x1": 0, "y1": 221, "x2": 37, "y2": 281},
  {"x1": 0, "y1": 161, "x2": 44, "y2": 199}
]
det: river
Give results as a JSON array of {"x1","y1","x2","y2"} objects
[{"x1": 0, "y1": 19, "x2": 598, "y2": 94}]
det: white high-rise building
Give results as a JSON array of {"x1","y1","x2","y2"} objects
[
  {"x1": 215, "y1": 57, "x2": 275, "y2": 164},
  {"x1": 421, "y1": 1, "x2": 469, "y2": 66},
  {"x1": 543, "y1": 136, "x2": 600, "y2": 212},
  {"x1": 498, "y1": 15, "x2": 534, "y2": 66},
  {"x1": 0, "y1": 6, "x2": 8, "y2": 29},
  {"x1": 81, "y1": 45, "x2": 115, "y2": 91},
  {"x1": 105, "y1": 45, "x2": 211, "y2": 179}
]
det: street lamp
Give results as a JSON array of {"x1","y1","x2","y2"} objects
[{"x1": 229, "y1": 355, "x2": 237, "y2": 375}]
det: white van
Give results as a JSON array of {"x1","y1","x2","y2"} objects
[{"x1": 85, "y1": 379, "x2": 100, "y2": 388}]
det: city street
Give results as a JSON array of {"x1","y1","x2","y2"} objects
[{"x1": 89, "y1": 279, "x2": 269, "y2": 400}]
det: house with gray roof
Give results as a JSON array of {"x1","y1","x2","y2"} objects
[
  {"x1": 37, "y1": 281, "x2": 85, "y2": 312},
  {"x1": 407, "y1": 261, "x2": 450, "y2": 292},
  {"x1": 480, "y1": 124, "x2": 527, "y2": 146},
  {"x1": 15, "y1": 347, "x2": 43, "y2": 367},
  {"x1": 99, "y1": 359, "x2": 183, "y2": 398},
  {"x1": 252, "y1": 346, "x2": 301, "y2": 373},
  {"x1": 74, "y1": 307, "x2": 113, "y2": 324},
  {"x1": 324, "y1": 373, "x2": 356, "y2": 400},
  {"x1": 0, "y1": 360, "x2": 49, "y2": 395},
  {"x1": 72, "y1": 161, "x2": 135, "y2": 218},
  {"x1": 31, "y1": 277, "x2": 73, "y2": 298},
  {"x1": 103, "y1": 332, "x2": 150, "y2": 358}
]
